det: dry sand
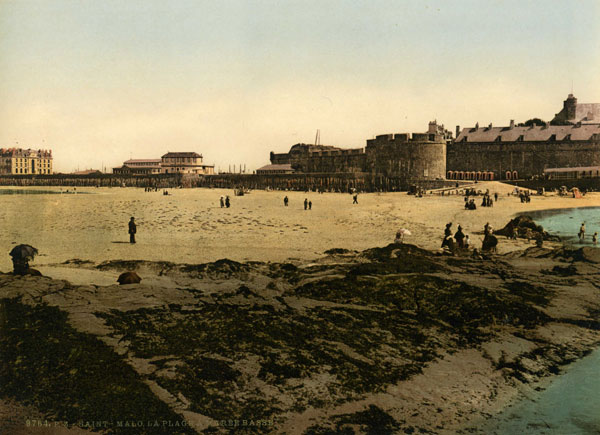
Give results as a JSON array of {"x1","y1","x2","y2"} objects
[
  {"x1": 1, "y1": 181, "x2": 598, "y2": 282},
  {"x1": 1, "y1": 182, "x2": 599, "y2": 433}
]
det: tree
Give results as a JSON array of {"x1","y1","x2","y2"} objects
[{"x1": 517, "y1": 118, "x2": 546, "y2": 127}]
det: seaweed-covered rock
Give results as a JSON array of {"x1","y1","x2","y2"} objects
[{"x1": 495, "y1": 216, "x2": 560, "y2": 241}]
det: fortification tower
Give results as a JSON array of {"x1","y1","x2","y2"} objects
[
  {"x1": 564, "y1": 93, "x2": 578, "y2": 120},
  {"x1": 365, "y1": 132, "x2": 446, "y2": 180}
]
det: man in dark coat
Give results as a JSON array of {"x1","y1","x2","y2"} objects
[
  {"x1": 129, "y1": 217, "x2": 137, "y2": 244},
  {"x1": 454, "y1": 225, "x2": 465, "y2": 248}
]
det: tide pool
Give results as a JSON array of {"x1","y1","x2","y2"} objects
[{"x1": 524, "y1": 206, "x2": 600, "y2": 246}]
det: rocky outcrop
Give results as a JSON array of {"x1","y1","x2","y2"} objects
[{"x1": 495, "y1": 215, "x2": 561, "y2": 241}]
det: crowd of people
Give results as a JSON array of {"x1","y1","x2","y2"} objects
[{"x1": 440, "y1": 222, "x2": 499, "y2": 255}]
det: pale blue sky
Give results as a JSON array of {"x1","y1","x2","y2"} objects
[{"x1": 1, "y1": 0, "x2": 599, "y2": 172}]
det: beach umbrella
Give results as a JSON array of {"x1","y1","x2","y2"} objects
[
  {"x1": 9, "y1": 244, "x2": 38, "y2": 261},
  {"x1": 117, "y1": 271, "x2": 142, "y2": 285}
]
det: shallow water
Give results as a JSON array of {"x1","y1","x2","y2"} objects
[
  {"x1": 524, "y1": 206, "x2": 600, "y2": 246},
  {"x1": 0, "y1": 189, "x2": 89, "y2": 195},
  {"x1": 482, "y1": 349, "x2": 600, "y2": 434}
]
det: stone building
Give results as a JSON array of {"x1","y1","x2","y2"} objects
[
  {"x1": 365, "y1": 132, "x2": 447, "y2": 180},
  {"x1": 552, "y1": 94, "x2": 600, "y2": 125},
  {"x1": 161, "y1": 152, "x2": 214, "y2": 175},
  {"x1": 0, "y1": 148, "x2": 53, "y2": 175},
  {"x1": 267, "y1": 123, "x2": 447, "y2": 181},
  {"x1": 447, "y1": 122, "x2": 600, "y2": 180}
]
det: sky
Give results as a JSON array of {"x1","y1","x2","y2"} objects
[{"x1": 1, "y1": 0, "x2": 599, "y2": 173}]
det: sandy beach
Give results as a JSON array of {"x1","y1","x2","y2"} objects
[
  {"x1": 1, "y1": 181, "x2": 598, "y2": 281},
  {"x1": 1, "y1": 182, "x2": 599, "y2": 434}
]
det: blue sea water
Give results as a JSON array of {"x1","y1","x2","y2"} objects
[
  {"x1": 524, "y1": 206, "x2": 600, "y2": 247},
  {"x1": 482, "y1": 349, "x2": 600, "y2": 434},
  {"x1": 482, "y1": 207, "x2": 600, "y2": 434}
]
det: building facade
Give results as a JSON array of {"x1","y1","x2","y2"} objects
[
  {"x1": 0, "y1": 148, "x2": 53, "y2": 175},
  {"x1": 267, "y1": 123, "x2": 447, "y2": 181},
  {"x1": 160, "y1": 152, "x2": 215, "y2": 174},
  {"x1": 113, "y1": 159, "x2": 162, "y2": 175},
  {"x1": 447, "y1": 122, "x2": 600, "y2": 180},
  {"x1": 112, "y1": 153, "x2": 215, "y2": 175}
]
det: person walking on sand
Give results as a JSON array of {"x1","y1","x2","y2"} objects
[
  {"x1": 304, "y1": 198, "x2": 308, "y2": 210},
  {"x1": 225, "y1": 196, "x2": 231, "y2": 208},
  {"x1": 353, "y1": 194, "x2": 358, "y2": 204},
  {"x1": 220, "y1": 196, "x2": 225, "y2": 208},
  {"x1": 128, "y1": 217, "x2": 137, "y2": 244},
  {"x1": 309, "y1": 200, "x2": 312, "y2": 210},
  {"x1": 284, "y1": 196, "x2": 289, "y2": 207},
  {"x1": 579, "y1": 223, "x2": 585, "y2": 241}
]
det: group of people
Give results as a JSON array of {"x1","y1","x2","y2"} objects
[
  {"x1": 578, "y1": 223, "x2": 598, "y2": 244},
  {"x1": 441, "y1": 222, "x2": 501, "y2": 254},
  {"x1": 282, "y1": 196, "x2": 313, "y2": 209},
  {"x1": 463, "y1": 190, "x2": 497, "y2": 210},
  {"x1": 519, "y1": 191, "x2": 531, "y2": 203},
  {"x1": 220, "y1": 196, "x2": 231, "y2": 208},
  {"x1": 441, "y1": 222, "x2": 471, "y2": 252}
]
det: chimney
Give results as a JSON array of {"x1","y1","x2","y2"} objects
[
  {"x1": 509, "y1": 119, "x2": 515, "y2": 129},
  {"x1": 456, "y1": 125, "x2": 460, "y2": 138}
]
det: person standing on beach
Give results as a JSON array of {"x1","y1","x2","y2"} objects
[
  {"x1": 304, "y1": 198, "x2": 308, "y2": 210},
  {"x1": 593, "y1": 232, "x2": 597, "y2": 245},
  {"x1": 578, "y1": 223, "x2": 585, "y2": 241},
  {"x1": 225, "y1": 196, "x2": 231, "y2": 208},
  {"x1": 454, "y1": 225, "x2": 465, "y2": 249},
  {"x1": 128, "y1": 217, "x2": 137, "y2": 244},
  {"x1": 484, "y1": 222, "x2": 492, "y2": 236},
  {"x1": 309, "y1": 200, "x2": 312, "y2": 210},
  {"x1": 220, "y1": 196, "x2": 224, "y2": 208},
  {"x1": 284, "y1": 196, "x2": 289, "y2": 207},
  {"x1": 353, "y1": 194, "x2": 358, "y2": 204}
]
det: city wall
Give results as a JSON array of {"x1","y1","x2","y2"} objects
[{"x1": 447, "y1": 140, "x2": 600, "y2": 180}]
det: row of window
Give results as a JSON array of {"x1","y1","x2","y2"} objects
[
  {"x1": 12, "y1": 168, "x2": 51, "y2": 174},
  {"x1": 163, "y1": 158, "x2": 198, "y2": 163}
]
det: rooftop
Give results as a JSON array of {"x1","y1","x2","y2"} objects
[
  {"x1": 161, "y1": 152, "x2": 203, "y2": 158},
  {"x1": 456, "y1": 124, "x2": 600, "y2": 143}
]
